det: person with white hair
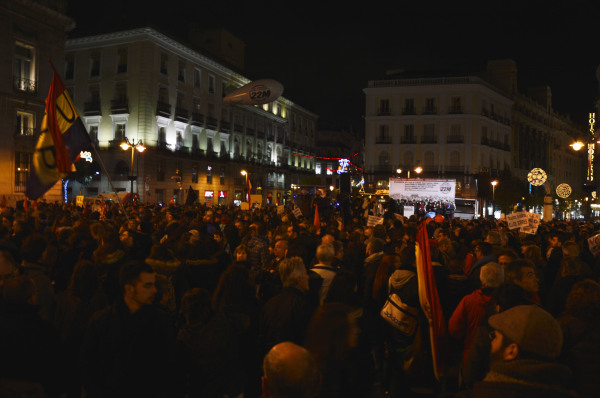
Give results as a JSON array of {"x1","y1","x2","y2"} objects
[{"x1": 449, "y1": 262, "x2": 504, "y2": 365}]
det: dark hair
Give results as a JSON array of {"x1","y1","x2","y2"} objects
[
  {"x1": 324, "y1": 269, "x2": 359, "y2": 307},
  {"x1": 20, "y1": 233, "x2": 47, "y2": 263},
  {"x1": 119, "y1": 260, "x2": 154, "y2": 291},
  {"x1": 476, "y1": 241, "x2": 493, "y2": 256},
  {"x1": 305, "y1": 302, "x2": 356, "y2": 363},
  {"x1": 180, "y1": 287, "x2": 213, "y2": 325},
  {"x1": 212, "y1": 262, "x2": 255, "y2": 312},
  {"x1": 504, "y1": 259, "x2": 536, "y2": 283}
]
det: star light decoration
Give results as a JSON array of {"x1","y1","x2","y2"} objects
[
  {"x1": 527, "y1": 168, "x2": 547, "y2": 186},
  {"x1": 556, "y1": 183, "x2": 572, "y2": 198}
]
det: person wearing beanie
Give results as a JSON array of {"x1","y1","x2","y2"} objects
[{"x1": 466, "y1": 304, "x2": 575, "y2": 398}]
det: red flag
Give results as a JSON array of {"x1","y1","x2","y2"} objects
[
  {"x1": 45, "y1": 67, "x2": 71, "y2": 173},
  {"x1": 415, "y1": 220, "x2": 448, "y2": 381},
  {"x1": 24, "y1": 199, "x2": 29, "y2": 212},
  {"x1": 0, "y1": 195, "x2": 6, "y2": 209},
  {"x1": 314, "y1": 203, "x2": 320, "y2": 228}
]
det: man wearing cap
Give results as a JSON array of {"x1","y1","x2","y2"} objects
[{"x1": 468, "y1": 304, "x2": 574, "y2": 397}]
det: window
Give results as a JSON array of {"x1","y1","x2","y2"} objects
[
  {"x1": 424, "y1": 98, "x2": 436, "y2": 114},
  {"x1": 222, "y1": 81, "x2": 227, "y2": 98},
  {"x1": 315, "y1": 162, "x2": 322, "y2": 175},
  {"x1": 326, "y1": 162, "x2": 333, "y2": 175},
  {"x1": 208, "y1": 75, "x2": 215, "y2": 94},
  {"x1": 15, "y1": 152, "x2": 31, "y2": 190},
  {"x1": 160, "y1": 53, "x2": 168, "y2": 75},
  {"x1": 220, "y1": 168, "x2": 225, "y2": 185},
  {"x1": 90, "y1": 51, "x2": 100, "y2": 77},
  {"x1": 378, "y1": 151, "x2": 389, "y2": 168},
  {"x1": 404, "y1": 98, "x2": 415, "y2": 114},
  {"x1": 89, "y1": 125, "x2": 99, "y2": 143},
  {"x1": 178, "y1": 60, "x2": 185, "y2": 82},
  {"x1": 206, "y1": 165, "x2": 212, "y2": 184},
  {"x1": 113, "y1": 124, "x2": 126, "y2": 142},
  {"x1": 193, "y1": 68, "x2": 201, "y2": 89},
  {"x1": 379, "y1": 99, "x2": 390, "y2": 115},
  {"x1": 191, "y1": 163, "x2": 198, "y2": 183},
  {"x1": 117, "y1": 48, "x2": 127, "y2": 73},
  {"x1": 65, "y1": 54, "x2": 74, "y2": 80},
  {"x1": 157, "y1": 158, "x2": 165, "y2": 181},
  {"x1": 450, "y1": 97, "x2": 462, "y2": 113},
  {"x1": 115, "y1": 82, "x2": 127, "y2": 101},
  {"x1": 403, "y1": 125, "x2": 415, "y2": 142},
  {"x1": 14, "y1": 41, "x2": 36, "y2": 93},
  {"x1": 423, "y1": 124, "x2": 435, "y2": 141},
  {"x1": 377, "y1": 125, "x2": 390, "y2": 143},
  {"x1": 16, "y1": 111, "x2": 34, "y2": 136}
]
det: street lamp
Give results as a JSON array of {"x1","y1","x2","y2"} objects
[
  {"x1": 120, "y1": 138, "x2": 145, "y2": 194},
  {"x1": 491, "y1": 180, "x2": 498, "y2": 201},
  {"x1": 241, "y1": 169, "x2": 248, "y2": 201}
]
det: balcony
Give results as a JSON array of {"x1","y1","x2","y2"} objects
[
  {"x1": 110, "y1": 98, "x2": 129, "y2": 114},
  {"x1": 376, "y1": 136, "x2": 392, "y2": 144},
  {"x1": 175, "y1": 107, "x2": 189, "y2": 122},
  {"x1": 446, "y1": 135, "x2": 464, "y2": 144},
  {"x1": 206, "y1": 116, "x2": 218, "y2": 130},
  {"x1": 14, "y1": 127, "x2": 36, "y2": 137},
  {"x1": 191, "y1": 112, "x2": 204, "y2": 127},
  {"x1": 191, "y1": 147, "x2": 204, "y2": 157},
  {"x1": 421, "y1": 136, "x2": 437, "y2": 144},
  {"x1": 156, "y1": 101, "x2": 171, "y2": 118},
  {"x1": 84, "y1": 101, "x2": 102, "y2": 116},
  {"x1": 175, "y1": 145, "x2": 189, "y2": 155},
  {"x1": 422, "y1": 107, "x2": 437, "y2": 115},
  {"x1": 377, "y1": 108, "x2": 391, "y2": 116},
  {"x1": 13, "y1": 76, "x2": 37, "y2": 94},
  {"x1": 448, "y1": 106, "x2": 463, "y2": 114},
  {"x1": 234, "y1": 124, "x2": 244, "y2": 134},
  {"x1": 401, "y1": 136, "x2": 417, "y2": 144},
  {"x1": 402, "y1": 107, "x2": 416, "y2": 115},
  {"x1": 220, "y1": 120, "x2": 231, "y2": 133}
]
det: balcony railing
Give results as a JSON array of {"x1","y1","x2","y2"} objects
[
  {"x1": 376, "y1": 136, "x2": 392, "y2": 144},
  {"x1": 446, "y1": 135, "x2": 464, "y2": 143},
  {"x1": 421, "y1": 136, "x2": 437, "y2": 144},
  {"x1": 111, "y1": 98, "x2": 129, "y2": 114},
  {"x1": 15, "y1": 127, "x2": 35, "y2": 137},
  {"x1": 206, "y1": 116, "x2": 218, "y2": 129},
  {"x1": 13, "y1": 76, "x2": 37, "y2": 93},
  {"x1": 156, "y1": 101, "x2": 171, "y2": 118},
  {"x1": 377, "y1": 108, "x2": 391, "y2": 116},
  {"x1": 448, "y1": 106, "x2": 463, "y2": 114},
  {"x1": 175, "y1": 107, "x2": 189, "y2": 122},
  {"x1": 402, "y1": 108, "x2": 416, "y2": 115},
  {"x1": 191, "y1": 112, "x2": 204, "y2": 127},
  {"x1": 422, "y1": 107, "x2": 437, "y2": 115},
  {"x1": 84, "y1": 101, "x2": 102, "y2": 116},
  {"x1": 401, "y1": 136, "x2": 417, "y2": 144}
]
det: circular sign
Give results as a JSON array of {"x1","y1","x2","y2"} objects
[
  {"x1": 556, "y1": 183, "x2": 572, "y2": 198},
  {"x1": 527, "y1": 168, "x2": 547, "y2": 186}
]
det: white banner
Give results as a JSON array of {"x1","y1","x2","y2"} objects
[
  {"x1": 506, "y1": 211, "x2": 529, "y2": 230},
  {"x1": 520, "y1": 212, "x2": 541, "y2": 235},
  {"x1": 367, "y1": 215, "x2": 384, "y2": 226},
  {"x1": 389, "y1": 178, "x2": 456, "y2": 203}
]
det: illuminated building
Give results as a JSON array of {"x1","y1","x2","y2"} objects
[
  {"x1": 363, "y1": 60, "x2": 583, "y2": 201},
  {"x1": 0, "y1": 0, "x2": 74, "y2": 203},
  {"x1": 63, "y1": 27, "x2": 317, "y2": 204}
]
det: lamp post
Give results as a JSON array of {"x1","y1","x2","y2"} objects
[
  {"x1": 491, "y1": 180, "x2": 498, "y2": 201},
  {"x1": 120, "y1": 138, "x2": 145, "y2": 194},
  {"x1": 241, "y1": 169, "x2": 248, "y2": 202}
]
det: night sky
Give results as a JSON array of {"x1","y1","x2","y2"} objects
[{"x1": 66, "y1": 0, "x2": 600, "y2": 133}]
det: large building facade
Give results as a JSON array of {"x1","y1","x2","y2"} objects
[
  {"x1": 363, "y1": 60, "x2": 584, "y2": 205},
  {"x1": 1, "y1": 0, "x2": 74, "y2": 203},
  {"x1": 63, "y1": 28, "x2": 317, "y2": 205}
]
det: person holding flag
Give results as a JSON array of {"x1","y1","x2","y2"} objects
[{"x1": 26, "y1": 64, "x2": 91, "y2": 200}]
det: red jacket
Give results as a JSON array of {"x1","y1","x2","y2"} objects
[{"x1": 448, "y1": 287, "x2": 493, "y2": 364}]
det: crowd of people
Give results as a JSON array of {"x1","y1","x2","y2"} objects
[{"x1": 0, "y1": 197, "x2": 599, "y2": 398}]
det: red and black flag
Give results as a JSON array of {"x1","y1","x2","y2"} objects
[{"x1": 26, "y1": 65, "x2": 91, "y2": 199}]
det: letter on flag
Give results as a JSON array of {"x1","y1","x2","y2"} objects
[{"x1": 26, "y1": 67, "x2": 91, "y2": 200}]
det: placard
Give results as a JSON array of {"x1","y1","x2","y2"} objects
[
  {"x1": 403, "y1": 205, "x2": 414, "y2": 217},
  {"x1": 520, "y1": 212, "x2": 541, "y2": 235},
  {"x1": 240, "y1": 202, "x2": 249, "y2": 211},
  {"x1": 588, "y1": 233, "x2": 600, "y2": 256},
  {"x1": 250, "y1": 194, "x2": 263, "y2": 205},
  {"x1": 292, "y1": 207, "x2": 303, "y2": 219},
  {"x1": 367, "y1": 215, "x2": 384, "y2": 227},
  {"x1": 506, "y1": 211, "x2": 529, "y2": 230},
  {"x1": 277, "y1": 205, "x2": 285, "y2": 215},
  {"x1": 76, "y1": 195, "x2": 84, "y2": 207}
]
